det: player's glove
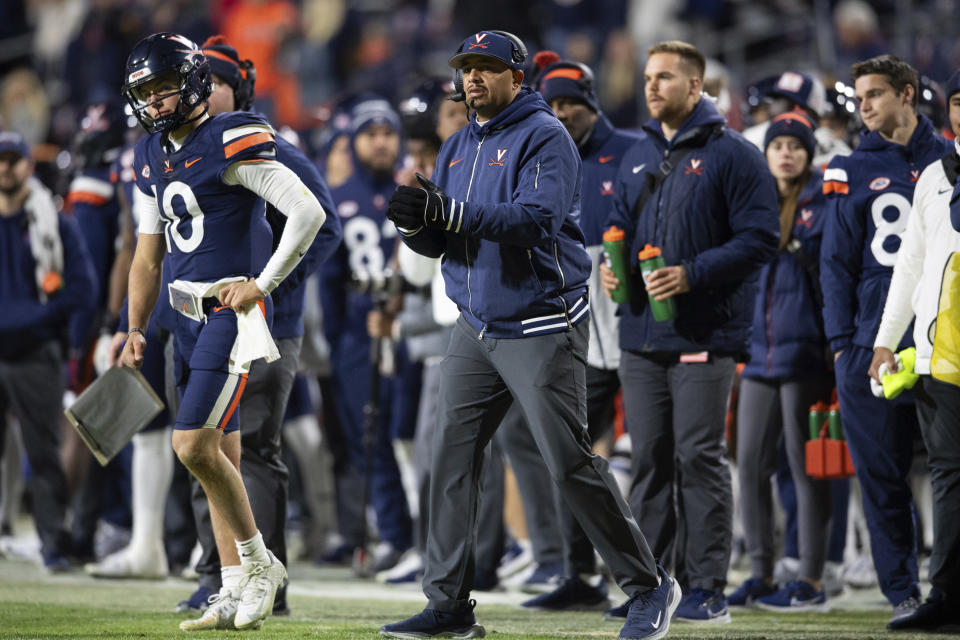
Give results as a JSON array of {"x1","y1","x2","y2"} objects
[{"x1": 386, "y1": 173, "x2": 463, "y2": 233}]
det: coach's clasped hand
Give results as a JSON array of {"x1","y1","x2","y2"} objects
[{"x1": 387, "y1": 172, "x2": 463, "y2": 233}]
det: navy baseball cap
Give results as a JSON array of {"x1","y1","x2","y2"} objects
[
  {"x1": 0, "y1": 131, "x2": 31, "y2": 159},
  {"x1": 449, "y1": 31, "x2": 524, "y2": 71},
  {"x1": 768, "y1": 71, "x2": 826, "y2": 117}
]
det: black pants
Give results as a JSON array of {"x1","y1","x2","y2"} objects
[
  {"x1": 914, "y1": 375, "x2": 960, "y2": 603},
  {"x1": 0, "y1": 342, "x2": 70, "y2": 559}
]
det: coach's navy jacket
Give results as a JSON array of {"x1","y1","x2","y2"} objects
[
  {"x1": 743, "y1": 170, "x2": 830, "y2": 380},
  {"x1": 606, "y1": 97, "x2": 779, "y2": 355},
  {"x1": 400, "y1": 87, "x2": 592, "y2": 338}
]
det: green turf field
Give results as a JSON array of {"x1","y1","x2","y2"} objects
[{"x1": 0, "y1": 554, "x2": 952, "y2": 640}]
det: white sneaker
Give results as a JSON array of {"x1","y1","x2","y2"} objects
[
  {"x1": 85, "y1": 545, "x2": 167, "y2": 579},
  {"x1": 773, "y1": 556, "x2": 799, "y2": 585},
  {"x1": 376, "y1": 549, "x2": 423, "y2": 583},
  {"x1": 234, "y1": 551, "x2": 287, "y2": 630},
  {"x1": 497, "y1": 540, "x2": 533, "y2": 580},
  {"x1": 822, "y1": 561, "x2": 846, "y2": 598},
  {"x1": 178, "y1": 588, "x2": 261, "y2": 631},
  {"x1": 843, "y1": 554, "x2": 878, "y2": 589}
]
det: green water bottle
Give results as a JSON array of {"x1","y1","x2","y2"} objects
[
  {"x1": 828, "y1": 403, "x2": 843, "y2": 440},
  {"x1": 602, "y1": 226, "x2": 631, "y2": 304},
  {"x1": 638, "y1": 244, "x2": 677, "y2": 322},
  {"x1": 808, "y1": 401, "x2": 829, "y2": 440}
]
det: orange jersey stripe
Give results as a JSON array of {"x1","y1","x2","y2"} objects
[
  {"x1": 224, "y1": 132, "x2": 274, "y2": 159},
  {"x1": 822, "y1": 181, "x2": 849, "y2": 195},
  {"x1": 66, "y1": 191, "x2": 110, "y2": 207},
  {"x1": 219, "y1": 373, "x2": 249, "y2": 431}
]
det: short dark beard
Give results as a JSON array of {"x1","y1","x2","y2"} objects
[{"x1": 0, "y1": 180, "x2": 25, "y2": 198}]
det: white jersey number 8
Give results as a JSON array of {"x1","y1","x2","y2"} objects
[{"x1": 870, "y1": 192, "x2": 910, "y2": 267}]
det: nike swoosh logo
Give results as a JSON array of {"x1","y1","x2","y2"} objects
[
  {"x1": 185, "y1": 157, "x2": 202, "y2": 168},
  {"x1": 212, "y1": 305, "x2": 228, "y2": 313},
  {"x1": 939, "y1": 187, "x2": 952, "y2": 194},
  {"x1": 633, "y1": 164, "x2": 646, "y2": 174},
  {"x1": 652, "y1": 610, "x2": 662, "y2": 628},
  {"x1": 598, "y1": 155, "x2": 615, "y2": 163},
  {"x1": 449, "y1": 158, "x2": 464, "y2": 168}
]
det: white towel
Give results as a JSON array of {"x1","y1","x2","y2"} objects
[
  {"x1": 24, "y1": 177, "x2": 63, "y2": 303},
  {"x1": 168, "y1": 277, "x2": 280, "y2": 374}
]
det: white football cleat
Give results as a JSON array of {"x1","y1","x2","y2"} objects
[
  {"x1": 234, "y1": 551, "x2": 287, "y2": 630},
  {"x1": 178, "y1": 588, "x2": 261, "y2": 631}
]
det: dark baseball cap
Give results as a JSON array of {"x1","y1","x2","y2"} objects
[
  {"x1": 449, "y1": 31, "x2": 524, "y2": 71},
  {"x1": 0, "y1": 131, "x2": 31, "y2": 159}
]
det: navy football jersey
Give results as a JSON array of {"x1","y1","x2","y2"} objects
[
  {"x1": 320, "y1": 169, "x2": 398, "y2": 341},
  {"x1": 132, "y1": 111, "x2": 276, "y2": 283},
  {"x1": 820, "y1": 115, "x2": 951, "y2": 352},
  {"x1": 67, "y1": 166, "x2": 119, "y2": 307}
]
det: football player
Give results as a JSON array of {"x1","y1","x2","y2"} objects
[
  {"x1": 820, "y1": 54, "x2": 952, "y2": 629},
  {"x1": 119, "y1": 32, "x2": 325, "y2": 631}
]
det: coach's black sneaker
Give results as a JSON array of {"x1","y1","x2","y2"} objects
[
  {"x1": 887, "y1": 594, "x2": 922, "y2": 629},
  {"x1": 176, "y1": 585, "x2": 213, "y2": 613},
  {"x1": 521, "y1": 575, "x2": 610, "y2": 611},
  {"x1": 887, "y1": 590, "x2": 958, "y2": 631},
  {"x1": 381, "y1": 599, "x2": 485, "y2": 639},
  {"x1": 603, "y1": 598, "x2": 630, "y2": 621},
  {"x1": 618, "y1": 565, "x2": 682, "y2": 640}
]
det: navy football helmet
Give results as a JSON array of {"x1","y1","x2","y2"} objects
[
  {"x1": 121, "y1": 33, "x2": 211, "y2": 134},
  {"x1": 398, "y1": 78, "x2": 452, "y2": 146}
]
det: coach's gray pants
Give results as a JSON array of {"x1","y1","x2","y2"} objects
[
  {"x1": 619, "y1": 350, "x2": 736, "y2": 592},
  {"x1": 423, "y1": 316, "x2": 657, "y2": 611},
  {"x1": 192, "y1": 336, "x2": 300, "y2": 594},
  {"x1": 737, "y1": 376, "x2": 834, "y2": 582}
]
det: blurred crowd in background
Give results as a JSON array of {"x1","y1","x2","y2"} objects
[{"x1": 2, "y1": 0, "x2": 960, "y2": 180}]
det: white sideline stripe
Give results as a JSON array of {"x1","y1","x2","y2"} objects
[
  {"x1": 521, "y1": 297, "x2": 586, "y2": 326},
  {"x1": 222, "y1": 124, "x2": 275, "y2": 143},
  {"x1": 522, "y1": 321, "x2": 569, "y2": 334},
  {"x1": 521, "y1": 312, "x2": 564, "y2": 325},
  {"x1": 569, "y1": 302, "x2": 589, "y2": 324}
]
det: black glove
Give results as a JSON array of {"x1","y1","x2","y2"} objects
[{"x1": 386, "y1": 173, "x2": 460, "y2": 232}]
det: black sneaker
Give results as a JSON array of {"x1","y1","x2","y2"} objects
[
  {"x1": 887, "y1": 595, "x2": 922, "y2": 630},
  {"x1": 618, "y1": 565, "x2": 682, "y2": 640},
  {"x1": 521, "y1": 576, "x2": 610, "y2": 611},
  {"x1": 888, "y1": 592, "x2": 953, "y2": 631},
  {"x1": 673, "y1": 588, "x2": 731, "y2": 624},
  {"x1": 604, "y1": 598, "x2": 630, "y2": 621},
  {"x1": 381, "y1": 600, "x2": 485, "y2": 639},
  {"x1": 176, "y1": 586, "x2": 214, "y2": 613}
]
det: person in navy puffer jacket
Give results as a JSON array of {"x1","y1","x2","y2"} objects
[
  {"x1": 381, "y1": 30, "x2": 676, "y2": 640},
  {"x1": 729, "y1": 111, "x2": 836, "y2": 612},
  {"x1": 602, "y1": 40, "x2": 779, "y2": 624}
]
